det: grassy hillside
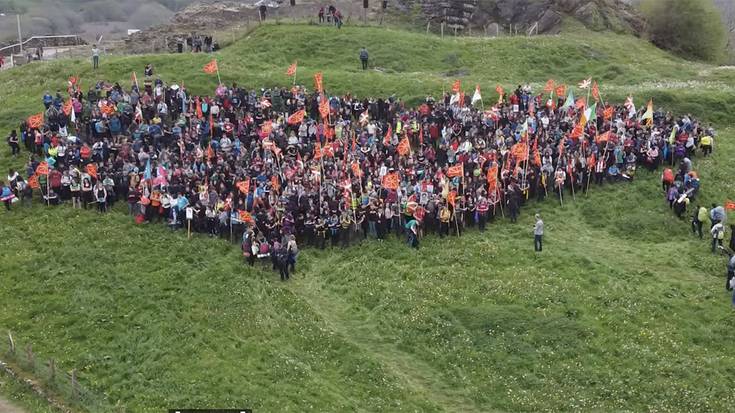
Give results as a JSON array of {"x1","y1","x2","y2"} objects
[{"x1": 1, "y1": 23, "x2": 735, "y2": 412}]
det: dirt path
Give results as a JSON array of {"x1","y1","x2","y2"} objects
[{"x1": 0, "y1": 396, "x2": 26, "y2": 413}]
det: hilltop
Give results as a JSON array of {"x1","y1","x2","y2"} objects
[{"x1": 1, "y1": 23, "x2": 735, "y2": 413}]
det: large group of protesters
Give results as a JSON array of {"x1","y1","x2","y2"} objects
[{"x1": 1, "y1": 68, "x2": 729, "y2": 290}]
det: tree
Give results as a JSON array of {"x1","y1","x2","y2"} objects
[{"x1": 641, "y1": 0, "x2": 727, "y2": 62}]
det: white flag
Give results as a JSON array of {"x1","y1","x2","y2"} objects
[
  {"x1": 471, "y1": 85, "x2": 482, "y2": 105},
  {"x1": 578, "y1": 78, "x2": 592, "y2": 90}
]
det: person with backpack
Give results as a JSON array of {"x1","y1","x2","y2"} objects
[
  {"x1": 0, "y1": 181, "x2": 15, "y2": 210},
  {"x1": 359, "y1": 47, "x2": 369, "y2": 70},
  {"x1": 692, "y1": 204, "x2": 707, "y2": 239},
  {"x1": 711, "y1": 221, "x2": 725, "y2": 254}
]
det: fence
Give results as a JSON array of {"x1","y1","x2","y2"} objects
[{"x1": 2, "y1": 331, "x2": 124, "y2": 413}]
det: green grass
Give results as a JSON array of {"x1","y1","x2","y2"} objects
[{"x1": 1, "y1": 23, "x2": 735, "y2": 412}]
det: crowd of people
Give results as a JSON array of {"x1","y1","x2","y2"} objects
[
  {"x1": 0, "y1": 71, "x2": 726, "y2": 288},
  {"x1": 318, "y1": 5, "x2": 345, "y2": 28}
]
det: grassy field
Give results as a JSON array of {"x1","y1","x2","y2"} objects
[{"x1": 1, "y1": 23, "x2": 735, "y2": 412}]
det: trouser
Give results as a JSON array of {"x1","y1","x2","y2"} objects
[
  {"x1": 439, "y1": 221, "x2": 449, "y2": 237},
  {"x1": 97, "y1": 200, "x2": 106, "y2": 212},
  {"x1": 93, "y1": 55, "x2": 99, "y2": 68},
  {"x1": 478, "y1": 212, "x2": 487, "y2": 231},
  {"x1": 280, "y1": 263, "x2": 289, "y2": 281},
  {"x1": 361, "y1": 59, "x2": 368, "y2": 70},
  {"x1": 702, "y1": 145, "x2": 712, "y2": 156},
  {"x1": 3, "y1": 200, "x2": 10, "y2": 210},
  {"x1": 692, "y1": 219, "x2": 703, "y2": 238},
  {"x1": 509, "y1": 205, "x2": 518, "y2": 223},
  {"x1": 712, "y1": 238, "x2": 723, "y2": 253},
  {"x1": 10, "y1": 143, "x2": 19, "y2": 155},
  {"x1": 726, "y1": 270, "x2": 734, "y2": 291},
  {"x1": 595, "y1": 172, "x2": 604, "y2": 185},
  {"x1": 534, "y1": 234, "x2": 543, "y2": 252}
]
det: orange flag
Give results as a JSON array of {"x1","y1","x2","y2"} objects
[
  {"x1": 313, "y1": 141, "x2": 323, "y2": 160},
  {"x1": 314, "y1": 72, "x2": 323, "y2": 93},
  {"x1": 451, "y1": 79, "x2": 461, "y2": 93},
  {"x1": 203, "y1": 59, "x2": 218, "y2": 74},
  {"x1": 319, "y1": 94, "x2": 330, "y2": 119},
  {"x1": 287, "y1": 109, "x2": 306, "y2": 125},
  {"x1": 603, "y1": 106, "x2": 614, "y2": 121},
  {"x1": 86, "y1": 163, "x2": 98, "y2": 179},
  {"x1": 726, "y1": 200, "x2": 735, "y2": 211},
  {"x1": 495, "y1": 85, "x2": 504, "y2": 96},
  {"x1": 397, "y1": 136, "x2": 411, "y2": 156},
  {"x1": 27, "y1": 113, "x2": 44, "y2": 129},
  {"x1": 236, "y1": 178, "x2": 251, "y2": 195},
  {"x1": 486, "y1": 164, "x2": 498, "y2": 190},
  {"x1": 35, "y1": 161, "x2": 49, "y2": 176},
  {"x1": 570, "y1": 123, "x2": 584, "y2": 140},
  {"x1": 544, "y1": 79, "x2": 555, "y2": 94},
  {"x1": 28, "y1": 174, "x2": 40, "y2": 189},
  {"x1": 285, "y1": 61, "x2": 297, "y2": 77},
  {"x1": 62, "y1": 100, "x2": 73, "y2": 116},
  {"x1": 555, "y1": 84, "x2": 566, "y2": 98},
  {"x1": 381, "y1": 172, "x2": 400, "y2": 190},
  {"x1": 447, "y1": 164, "x2": 464, "y2": 178},
  {"x1": 238, "y1": 210, "x2": 254, "y2": 224},
  {"x1": 383, "y1": 123, "x2": 393, "y2": 146},
  {"x1": 592, "y1": 81, "x2": 601, "y2": 102},
  {"x1": 207, "y1": 144, "x2": 215, "y2": 160},
  {"x1": 351, "y1": 161, "x2": 362, "y2": 177},
  {"x1": 595, "y1": 131, "x2": 611, "y2": 144},
  {"x1": 575, "y1": 97, "x2": 586, "y2": 110},
  {"x1": 511, "y1": 142, "x2": 529, "y2": 161},
  {"x1": 271, "y1": 175, "x2": 280, "y2": 193},
  {"x1": 447, "y1": 190, "x2": 457, "y2": 207}
]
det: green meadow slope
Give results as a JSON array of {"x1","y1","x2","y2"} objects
[{"x1": 0, "y1": 23, "x2": 734, "y2": 413}]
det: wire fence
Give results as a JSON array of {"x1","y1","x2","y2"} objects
[{"x1": 2, "y1": 331, "x2": 124, "y2": 413}]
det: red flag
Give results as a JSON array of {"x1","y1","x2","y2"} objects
[
  {"x1": 397, "y1": 136, "x2": 411, "y2": 156},
  {"x1": 544, "y1": 79, "x2": 555, "y2": 94},
  {"x1": 726, "y1": 200, "x2": 735, "y2": 211},
  {"x1": 62, "y1": 100, "x2": 73, "y2": 116},
  {"x1": 35, "y1": 161, "x2": 49, "y2": 176},
  {"x1": 271, "y1": 175, "x2": 280, "y2": 193},
  {"x1": 86, "y1": 163, "x2": 98, "y2": 179},
  {"x1": 27, "y1": 113, "x2": 44, "y2": 129},
  {"x1": 236, "y1": 178, "x2": 251, "y2": 195},
  {"x1": 447, "y1": 164, "x2": 464, "y2": 178},
  {"x1": 196, "y1": 99, "x2": 203, "y2": 119},
  {"x1": 383, "y1": 123, "x2": 393, "y2": 146},
  {"x1": 418, "y1": 126, "x2": 424, "y2": 146},
  {"x1": 592, "y1": 81, "x2": 601, "y2": 102},
  {"x1": 314, "y1": 72, "x2": 323, "y2": 93},
  {"x1": 287, "y1": 109, "x2": 306, "y2": 125},
  {"x1": 595, "y1": 131, "x2": 611, "y2": 144},
  {"x1": 203, "y1": 59, "x2": 218, "y2": 74},
  {"x1": 451, "y1": 79, "x2": 461, "y2": 93},
  {"x1": 313, "y1": 141, "x2": 322, "y2": 160},
  {"x1": 286, "y1": 61, "x2": 297, "y2": 77},
  {"x1": 495, "y1": 85, "x2": 504, "y2": 96},
  {"x1": 570, "y1": 123, "x2": 584, "y2": 140},
  {"x1": 207, "y1": 144, "x2": 215, "y2": 160}
]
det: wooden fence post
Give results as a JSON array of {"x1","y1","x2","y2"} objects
[
  {"x1": 48, "y1": 359, "x2": 55, "y2": 381},
  {"x1": 71, "y1": 369, "x2": 78, "y2": 399},
  {"x1": 26, "y1": 344, "x2": 34, "y2": 370}
]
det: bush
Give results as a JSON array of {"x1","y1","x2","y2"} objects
[{"x1": 641, "y1": 0, "x2": 727, "y2": 62}]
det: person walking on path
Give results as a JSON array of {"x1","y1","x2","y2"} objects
[
  {"x1": 534, "y1": 213, "x2": 544, "y2": 252},
  {"x1": 711, "y1": 221, "x2": 725, "y2": 254},
  {"x1": 359, "y1": 47, "x2": 369, "y2": 70}
]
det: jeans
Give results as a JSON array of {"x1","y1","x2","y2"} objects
[
  {"x1": 93, "y1": 55, "x2": 99, "y2": 69},
  {"x1": 692, "y1": 219, "x2": 703, "y2": 239},
  {"x1": 361, "y1": 59, "x2": 368, "y2": 70},
  {"x1": 712, "y1": 238, "x2": 723, "y2": 253},
  {"x1": 534, "y1": 234, "x2": 543, "y2": 252}
]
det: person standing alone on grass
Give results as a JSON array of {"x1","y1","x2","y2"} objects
[
  {"x1": 534, "y1": 213, "x2": 544, "y2": 252},
  {"x1": 360, "y1": 47, "x2": 369, "y2": 70},
  {"x1": 92, "y1": 45, "x2": 100, "y2": 69}
]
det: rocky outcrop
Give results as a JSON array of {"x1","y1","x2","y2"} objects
[{"x1": 399, "y1": 0, "x2": 644, "y2": 35}]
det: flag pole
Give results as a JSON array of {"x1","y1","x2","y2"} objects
[{"x1": 215, "y1": 59, "x2": 222, "y2": 85}]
